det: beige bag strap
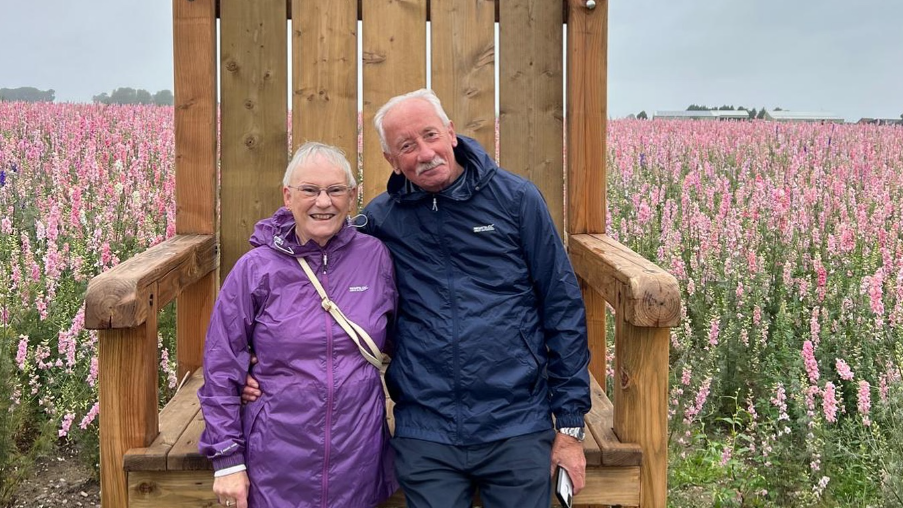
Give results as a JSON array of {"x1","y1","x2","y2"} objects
[{"x1": 297, "y1": 257, "x2": 383, "y2": 368}]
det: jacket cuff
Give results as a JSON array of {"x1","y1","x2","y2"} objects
[
  {"x1": 212, "y1": 452, "x2": 246, "y2": 472},
  {"x1": 555, "y1": 413, "x2": 586, "y2": 429}
]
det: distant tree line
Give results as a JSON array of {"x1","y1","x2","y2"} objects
[
  {"x1": 635, "y1": 104, "x2": 786, "y2": 120},
  {"x1": 92, "y1": 87, "x2": 173, "y2": 106},
  {"x1": 0, "y1": 87, "x2": 55, "y2": 102}
]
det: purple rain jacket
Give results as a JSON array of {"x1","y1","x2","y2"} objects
[{"x1": 198, "y1": 208, "x2": 398, "y2": 508}]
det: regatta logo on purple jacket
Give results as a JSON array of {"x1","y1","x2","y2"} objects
[{"x1": 349, "y1": 285, "x2": 369, "y2": 292}]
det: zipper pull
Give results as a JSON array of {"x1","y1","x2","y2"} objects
[
  {"x1": 322, "y1": 252, "x2": 328, "y2": 273},
  {"x1": 432, "y1": 196, "x2": 438, "y2": 211}
]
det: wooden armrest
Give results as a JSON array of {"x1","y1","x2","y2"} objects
[
  {"x1": 569, "y1": 233, "x2": 680, "y2": 327},
  {"x1": 85, "y1": 235, "x2": 217, "y2": 329}
]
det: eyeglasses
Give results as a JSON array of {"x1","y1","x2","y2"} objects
[{"x1": 287, "y1": 184, "x2": 353, "y2": 199}]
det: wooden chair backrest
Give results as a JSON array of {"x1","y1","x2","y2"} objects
[{"x1": 173, "y1": 0, "x2": 607, "y2": 278}]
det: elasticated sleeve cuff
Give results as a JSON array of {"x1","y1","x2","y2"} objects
[
  {"x1": 555, "y1": 413, "x2": 586, "y2": 429},
  {"x1": 211, "y1": 452, "x2": 246, "y2": 472}
]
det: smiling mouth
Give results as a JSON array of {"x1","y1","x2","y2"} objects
[{"x1": 309, "y1": 213, "x2": 335, "y2": 221}]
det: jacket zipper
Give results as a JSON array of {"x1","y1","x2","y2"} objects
[
  {"x1": 432, "y1": 196, "x2": 438, "y2": 211},
  {"x1": 435, "y1": 202, "x2": 462, "y2": 442},
  {"x1": 321, "y1": 252, "x2": 333, "y2": 508}
]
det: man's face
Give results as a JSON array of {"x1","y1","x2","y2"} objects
[{"x1": 381, "y1": 98, "x2": 460, "y2": 193}]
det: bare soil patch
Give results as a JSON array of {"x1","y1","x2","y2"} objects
[{"x1": 9, "y1": 445, "x2": 99, "y2": 508}]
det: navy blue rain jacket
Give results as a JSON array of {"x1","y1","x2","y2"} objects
[{"x1": 363, "y1": 135, "x2": 590, "y2": 445}]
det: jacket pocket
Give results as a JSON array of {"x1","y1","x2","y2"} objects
[
  {"x1": 241, "y1": 398, "x2": 267, "y2": 466},
  {"x1": 518, "y1": 330, "x2": 544, "y2": 394}
]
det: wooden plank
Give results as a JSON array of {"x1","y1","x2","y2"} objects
[
  {"x1": 430, "y1": 0, "x2": 496, "y2": 155},
  {"x1": 84, "y1": 235, "x2": 216, "y2": 330},
  {"x1": 574, "y1": 466, "x2": 641, "y2": 507},
  {"x1": 581, "y1": 277, "x2": 608, "y2": 388},
  {"x1": 292, "y1": 0, "x2": 358, "y2": 161},
  {"x1": 613, "y1": 315, "x2": 669, "y2": 508},
  {"x1": 361, "y1": 0, "x2": 427, "y2": 204},
  {"x1": 569, "y1": 234, "x2": 681, "y2": 328},
  {"x1": 99, "y1": 317, "x2": 159, "y2": 508},
  {"x1": 177, "y1": 272, "x2": 215, "y2": 380},
  {"x1": 585, "y1": 375, "x2": 642, "y2": 467},
  {"x1": 499, "y1": 0, "x2": 564, "y2": 235},
  {"x1": 124, "y1": 371, "x2": 205, "y2": 472},
  {"x1": 173, "y1": 0, "x2": 217, "y2": 235},
  {"x1": 566, "y1": 0, "x2": 607, "y2": 235},
  {"x1": 128, "y1": 471, "x2": 215, "y2": 508},
  {"x1": 220, "y1": 0, "x2": 288, "y2": 279},
  {"x1": 169, "y1": 410, "x2": 212, "y2": 471}
]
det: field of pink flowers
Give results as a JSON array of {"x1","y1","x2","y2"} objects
[
  {"x1": 608, "y1": 119, "x2": 903, "y2": 506},
  {"x1": 1, "y1": 102, "x2": 902, "y2": 506}
]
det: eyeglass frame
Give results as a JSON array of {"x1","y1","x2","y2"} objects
[{"x1": 285, "y1": 184, "x2": 355, "y2": 200}]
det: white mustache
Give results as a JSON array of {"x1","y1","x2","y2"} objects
[{"x1": 416, "y1": 157, "x2": 446, "y2": 176}]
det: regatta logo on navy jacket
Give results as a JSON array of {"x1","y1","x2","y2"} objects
[{"x1": 472, "y1": 224, "x2": 495, "y2": 233}]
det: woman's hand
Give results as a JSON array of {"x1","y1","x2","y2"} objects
[{"x1": 213, "y1": 470, "x2": 250, "y2": 508}]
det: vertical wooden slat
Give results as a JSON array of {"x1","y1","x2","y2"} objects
[
  {"x1": 430, "y1": 0, "x2": 496, "y2": 155},
  {"x1": 361, "y1": 0, "x2": 427, "y2": 204},
  {"x1": 614, "y1": 314, "x2": 669, "y2": 508},
  {"x1": 173, "y1": 0, "x2": 217, "y2": 381},
  {"x1": 293, "y1": 0, "x2": 358, "y2": 162},
  {"x1": 220, "y1": 0, "x2": 288, "y2": 278},
  {"x1": 566, "y1": 0, "x2": 607, "y2": 235},
  {"x1": 499, "y1": 0, "x2": 564, "y2": 235},
  {"x1": 99, "y1": 311, "x2": 159, "y2": 508},
  {"x1": 581, "y1": 277, "x2": 607, "y2": 391}
]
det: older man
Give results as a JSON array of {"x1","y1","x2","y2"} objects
[{"x1": 364, "y1": 89, "x2": 590, "y2": 508}]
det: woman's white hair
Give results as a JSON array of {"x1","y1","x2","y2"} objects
[
  {"x1": 373, "y1": 89, "x2": 451, "y2": 153},
  {"x1": 283, "y1": 141, "x2": 356, "y2": 187}
]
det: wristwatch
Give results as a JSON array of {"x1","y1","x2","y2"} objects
[{"x1": 558, "y1": 426, "x2": 585, "y2": 442}]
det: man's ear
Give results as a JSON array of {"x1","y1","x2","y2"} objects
[
  {"x1": 383, "y1": 152, "x2": 401, "y2": 174},
  {"x1": 448, "y1": 120, "x2": 458, "y2": 147}
]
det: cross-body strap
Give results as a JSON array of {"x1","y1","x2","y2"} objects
[{"x1": 297, "y1": 257, "x2": 383, "y2": 368}]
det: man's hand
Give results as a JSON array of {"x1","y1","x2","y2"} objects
[
  {"x1": 550, "y1": 431, "x2": 586, "y2": 495},
  {"x1": 240, "y1": 355, "x2": 261, "y2": 404},
  {"x1": 213, "y1": 470, "x2": 250, "y2": 508}
]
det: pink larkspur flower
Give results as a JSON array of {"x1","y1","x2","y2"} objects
[
  {"x1": 835, "y1": 358, "x2": 854, "y2": 381},
  {"x1": 822, "y1": 382, "x2": 838, "y2": 423},
  {"x1": 802, "y1": 340, "x2": 819, "y2": 384}
]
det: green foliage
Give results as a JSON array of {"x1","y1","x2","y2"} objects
[
  {"x1": 637, "y1": 110, "x2": 648, "y2": 120},
  {"x1": 92, "y1": 87, "x2": 174, "y2": 106},
  {"x1": 0, "y1": 87, "x2": 55, "y2": 103}
]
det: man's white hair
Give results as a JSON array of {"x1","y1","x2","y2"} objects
[
  {"x1": 283, "y1": 141, "x2": 356, "y2": 187},
  {"x1": 374, "y1": 89, "x2": 451, "y2": 153}
]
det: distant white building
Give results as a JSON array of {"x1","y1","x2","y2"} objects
[
  {"x1": 763, "y1": 110, "x2": 844, "y2": 123},
  {"x1": 653, "y1": 110, "x2": 750, "y2": 121}
]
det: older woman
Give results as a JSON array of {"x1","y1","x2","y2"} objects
[{"x1": 198, "y1": 142, "x2": 397, "y2": 508}]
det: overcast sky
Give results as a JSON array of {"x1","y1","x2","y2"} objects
[{"x1": 2, "y1": 1, "x2": 901, "y2": 121}]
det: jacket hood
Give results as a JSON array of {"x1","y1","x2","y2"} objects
[
  {"x1": 249, "y1": 207, "x2": 355, "y2": 257},
  {"x1": 385, "y1": 135, "x2": 497, "y2": 203}
]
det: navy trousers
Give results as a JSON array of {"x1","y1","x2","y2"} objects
[{"x1": 391, "y1": 430, "x2": 556, "y2": 508}]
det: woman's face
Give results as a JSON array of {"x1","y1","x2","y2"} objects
[{"x1": 282, "y1": 153, "x2": 357, "y2": 247}]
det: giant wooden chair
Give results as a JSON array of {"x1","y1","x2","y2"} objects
[{"x1": 84, "y1": 1, "x2": 680, "y2": 506}]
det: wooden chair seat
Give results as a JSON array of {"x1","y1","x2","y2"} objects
[{"x1": 123, "y1": 371, "x2": 642, "y2": 507}]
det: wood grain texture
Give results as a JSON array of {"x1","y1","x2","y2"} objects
[
  {"x1": 124, "y1": 371, "x2": 205, "y2": 472},
  {"x1": 128, "y1": 471, "x2": 216, "y2": 508},
  {"x1": 581, "y1": 277, "x2": 608, "y2": 388},
  {"x1": 220, "y1": 0, "x2": 288, "y2": 279},
  {"x1": 292, "y1": 0, "x2": 359, "y2": 161},
  {"x1": 361, "y1": 0, "x2": 427, "y2": 204},
  {"x1": 430, "y1": 0, "x2": 496, "y2": 154},
  {"x1": 177, "y1": 271, "x2": 214, "y2": 380},
  {"x1": 569, "y1": 234, "x2": 681, "y2": 328},
  {"x1": 99, "y1": 320, "x2": 159, "y2": 508},
  {"x1": 566, "y1": 0, "x2": 607, "y2": 235},
  {"x1": 84, "y1": 235, "x2": 216, "y2": 330},
  {"x1": 613, "y1": 316, "x2": 669, "y2": 508},
  {"x1": 585, "y1": 375, "x2": 643, "y2": 467},
  {"x1": 174, "y1": 0, "x2": 217, "y2": 235},
  {"x1": 499, "y1": 0, "x2": 565, "y2": 235}
]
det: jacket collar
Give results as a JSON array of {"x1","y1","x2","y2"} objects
[
  {"x1": 386, "y1": 135, "x2": 497, "y2": 204},
  {"x1": 250, "y1": 207, "x2": 355, "y2": 257}
]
